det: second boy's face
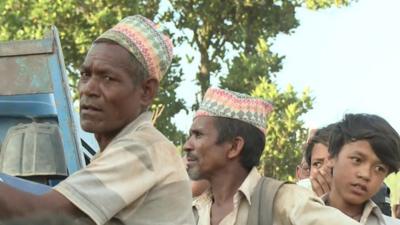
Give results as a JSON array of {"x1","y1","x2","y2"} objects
[
  {"x1": 330, "y1": 140, "x2": 389, "y2": 206},
  {"x1": 310, "y1": 143, "x2": 329, "y2": 178}
]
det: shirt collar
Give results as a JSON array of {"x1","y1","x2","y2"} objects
[
  {"x1": 192, "y1": 187, "x2": 212, "y2": 208},
  {"x1": 113, "y1": 111, "x2": 153, "y2": 139},
  {"x1": 92, "y1": 111, "x2": 153, "y2": 158},
  {"x1": 359, "y1": 199, "x2": 385, "y2": 224},
  {"x1": 192, "y1": 167, "x2": 261, "y2": 208},
  {"x1": 321, "y1": 194, "x2": 385, "y2": 224},
  {"x1": 237, "y1": 167, "x2": 261, "y2": 204}
]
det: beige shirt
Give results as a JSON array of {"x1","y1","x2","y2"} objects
[
  {"x1": 193, "y1": 167, "x2": 360, "y2": 225},
  {"x1": 322, "y1": 195, "x2": 400, "y2": 225},
  {"x1": 55, "y1": 112, "x2": 195, "y2": 225}
]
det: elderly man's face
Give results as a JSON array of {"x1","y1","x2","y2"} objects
[
  {"x1": 183, "y1": 116, "x2": 232, "y2": 180},
  {"x1": 78, "y1": 42, "x2": 143, "y2": 136}
]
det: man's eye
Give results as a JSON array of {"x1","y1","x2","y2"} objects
[
  {"x1": 79, "y1": 71, "x2": 90, "y2": 81},
  {"x1": 80, "y1": 71, "x2": 88, "y2": 77},
  {"x1": 192, "y1": 132, "x2": 202, "y2": 138},
  {"x1": 104, "y1": 75, "x2": 115, "y2": 81}
]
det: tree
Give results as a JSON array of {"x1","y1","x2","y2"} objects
[
  {"x1": 165, "y1": 0, "x2": 298, "y2": 99},
  {"x1": 222, "y1": 37, "x2": 313, "y2": 180},
  {"x1": 166, "y1": 0, "x2": 354, "y2": 179},
  {"x1": 0, "y1": 0, "x2": 356, "y2": 171},
  {"x1": 253, "y1": 78, "x2": 313, "y2": 180},
  {"x1": 0, "y1": 0, "x2": 186, "y2": 144},
  {"x1": 304, "y1": 0, "x2": 352, "y2": 10},
  {"x1": 220, "y1": 38, "x2": 283, "y2": 94},
  {"x1": 166, "y1": 0, "x2": 353, "y2": 98}
]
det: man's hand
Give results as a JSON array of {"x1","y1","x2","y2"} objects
[{"x1": 310, "y1": 165, "x2": 332, "y2": 197}]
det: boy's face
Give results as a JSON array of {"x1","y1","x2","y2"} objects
[
  {"x1": 310, "y1": 143, "x2": 329, "y2": 178},
  {"x1": 330, "y1": 140, "x2": 389, "y2": 206}
]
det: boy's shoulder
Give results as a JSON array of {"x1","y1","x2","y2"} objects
[{"x1": 382, "y1": 214, "x2": 400, "y2": 225}]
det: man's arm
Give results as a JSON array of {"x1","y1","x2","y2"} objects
[
  {"x1": 274, "y1": 184, "x2": 360, "y2": 225},
  {"x1": 0, "y1": 182, "x2": 94, "y2": 224}
]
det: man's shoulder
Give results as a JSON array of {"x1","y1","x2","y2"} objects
[
  {"x1": 277, "y1": 182, "x2": 314, "y2": 196},
  {"x1": 119, "y1": 121, "x2": 175, "y2": 149},
  {"x1": 274, "y1": 182, "x2": 320, "y2": 208},
  {"x1": 272, "y1": 184, "x2": 361, "y2": 225}
]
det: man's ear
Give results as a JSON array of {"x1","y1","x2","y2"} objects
[
  {"x1": 227, "y1": 136, "x2": 245, "y2": 159},
  {"x1": 140, "y1": 78, "x2": 159, "y2": 106}
]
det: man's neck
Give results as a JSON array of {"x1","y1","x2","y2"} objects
[
  {"x1": 209, "y1": 166, "x2": 249, "y2": 204},
  {"x1": 95, "y1": 131, "x2": 120, "y2": 152},
  {"x1": 208, "y1": 166, "x2": 249, "y2": 225}
]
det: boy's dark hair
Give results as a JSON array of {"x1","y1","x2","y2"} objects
[
  {"x1": 213, "y1": 117, "x2": 265, "y2": 172},
  {"x1": 305, "y1": 123, "x2": 336, "y2": 166},
  {"x1": 329, "y1": 113, "x2": 400, "y2": 174}
]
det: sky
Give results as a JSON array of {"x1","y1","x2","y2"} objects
[{"x1": 173, "y1": 0, "x2": 400, "y2": 134}]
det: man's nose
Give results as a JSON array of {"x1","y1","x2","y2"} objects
[{"x1": 183, "y1": 137, "x2": 193, "y2": 152}]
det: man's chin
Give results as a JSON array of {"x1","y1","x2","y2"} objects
[
  {"x1": 187, "y1": 169, "x2": 202, "y2": 180},
  {"x1": 80, "y1": 122, "x2": 99, "y2": 133}
]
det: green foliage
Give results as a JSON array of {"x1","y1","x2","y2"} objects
[
  {"x1": 0, "y1": 0, "x2": 160, "y2": 89},
  {"x1": 220, "y1": 36, "x2": 314, "y2": 180},
  {"x1": 304, "y1": 0, "x2": 353, "y2": 10},
  {"x1": 385, "y1": 172, "x2": 400, "y2": 206},
  {"x1": 153, "y1": 56, "x2": 188, "y2": 145},
  {"x1": 1, "y1": 0, "x2": 356, "y2": 176},
  {"x1": 253, "y1": 78, "x2": 313, "y2": 180},
  {"x1": 166, "y1": 0, "x2": 354, "y2": 179},
  {"x1": 220, "y1": 38, "x2": 282, "y2": 94},
  {"x1": 0, "y1": 0, "x2": 187, "y2": 144},
  {"x1": 166, "y1": 0, "x2": 299, "y2": 99}
]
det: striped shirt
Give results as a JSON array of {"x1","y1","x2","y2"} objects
[{"x1": 55, "y1": 112, "x2": 195, "y2": 225}]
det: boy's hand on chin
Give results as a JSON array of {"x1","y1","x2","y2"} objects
[{"x1": 310, "y1": 165, "x2": 332, "y2": 197}]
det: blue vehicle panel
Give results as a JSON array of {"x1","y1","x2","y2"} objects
[{"x1": 0, "y1": 26, "x2": 95, "y2": 191}]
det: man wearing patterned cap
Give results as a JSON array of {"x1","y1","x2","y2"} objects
[
  {"x1": 0, "y1": 15, "x2": 195, "y2": 225},
  {"x1": 184, "y1": 87, "x2": 361, "y2": 225}
]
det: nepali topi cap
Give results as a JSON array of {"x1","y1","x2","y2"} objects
[
  {"x1": 195, "y1": 87, "x2": 273, "y2": 134},
  {"x1": 95, "y1": 15, "x2": 173, "y2": 81}
]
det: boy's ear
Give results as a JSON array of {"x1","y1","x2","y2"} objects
[{"x1": 227, "y1": 136, "x2": 245, "y2": 159}]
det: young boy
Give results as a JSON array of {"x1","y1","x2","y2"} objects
[
  {"x1": 305, "y1": 124, "x2": 335, "y2": 196},
  {"x1": 324, "y1": 113, "x2": 400, "y2": 224}
]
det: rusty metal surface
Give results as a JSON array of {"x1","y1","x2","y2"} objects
[
  {"x1": 0, "y1": 38, "x2": 53, "y2": 57},
  {"x1": 0, "y1": 26, "x2": 85, "y2": 177},
  {"x1": 0, "y1": 55, "x2": 53, "y2": 95}
]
